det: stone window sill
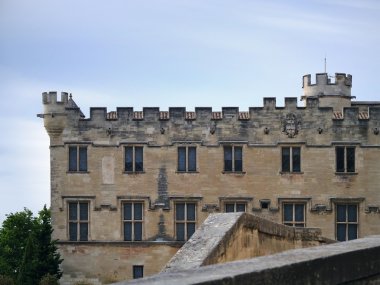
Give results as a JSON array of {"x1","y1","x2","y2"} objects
[
  {"x1": 335, "y1": 172, "x2": 358, "y2": 176},
  {"x1": 66, "y1": 171, "x2": 90, "y2": 174},
  {"x1": 176, "y1": 171, "x2": 199, "y2": 174},
  {"x1": 123, "y1": 171, "x2": 145, "y2": 174},
  {"x1": 280, "y1": 171, "x2": 304, "y2": 175},
  {"x1": 222, "y1": 171, "x2": 246, "y2": 175}
]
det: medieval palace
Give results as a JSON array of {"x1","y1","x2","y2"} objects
[{"x1": 38, "y1": 73, "x2": 380, "y2": 282}]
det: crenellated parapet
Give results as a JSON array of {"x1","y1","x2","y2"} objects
[{"x1": 38, "y1": 86, "x2": 380, "y2": 146}]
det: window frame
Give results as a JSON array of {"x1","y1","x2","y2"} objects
[
  {"x1": 175, "y1": 202, "x2": 197, "y2": 241},
  {"x1": 335, "y1": 146, "x2": 356, "y2": 174},
  {"x1": 133, "y1": 265, "x2": 144, "y2": 279},
  {"x1": 224, "y1": 202, "x2": 247, "y2": 213},
  {"x1": 124, "y1": 146, "x2": 144, "y2": 173},
  {"x1": 177, "y1": 145, "x2": 197, "y2": 172},
  {"x1": 281, "y1": 146, "x2": 301, "y2": 173},
  {"x1": 67, "y1": 201, "x2": 90, "y2": 241},
  {"x1": 223, "y1": 145, "x2": 243, "y2": 173},
  {"x1": 282, "y1": 202, "x2": 306, "y2": 227},
  {"x1": 68, "y1": 145, "x2": 88, "y2": 172},
  {"x1": 122, "y1": 201, "x2": 144, "y2": 241},
  {"x1": 335, "y1": 204, "x2": 358, "y2": 241}
]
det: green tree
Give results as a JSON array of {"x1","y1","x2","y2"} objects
[
  {"x1": 34, "y1": 206, "x2": 62, "y2": 280},
  {"x1": 0, "y1": 206, "x2": 62, "y2": 284},
  {"x1": 0, "y1": 208, "x2": 36, "y2": 280}
]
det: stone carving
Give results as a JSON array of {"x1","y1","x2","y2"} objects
[{"x1": 282, "y1": 113, "x2": 300, "y2": 138}]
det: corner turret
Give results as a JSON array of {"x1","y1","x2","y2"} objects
[
  {"x1": 38, "y1": 91, "x2": 72, "y2": 144},
  {"x1": 301, "y1": 73, "x2": 355, "y2": 110}
]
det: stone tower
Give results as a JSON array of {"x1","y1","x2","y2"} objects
[{"x1": 301, "y1": 73, "x2": 354, "y2": 110}]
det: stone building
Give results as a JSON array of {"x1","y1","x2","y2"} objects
[{"x1": 38, "y1": 72, "x2": 380, "y2": 283}]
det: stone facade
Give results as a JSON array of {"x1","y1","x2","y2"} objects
[{"x1": 38, "y1": 72, "x2": 380, "y2": 282}]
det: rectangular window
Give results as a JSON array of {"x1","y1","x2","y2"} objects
[
  {"x1": 123, "y1": 202, "x2": 143, "y2": 241},
  {"x1": 224, "y1": 202, "x2": 246, "y2": 213},
  {"x1": 175, "y1": 202, "x2": 196, "y2": 241},
  {"x1": 178, "y1": 146, "x2": 197, "y2": 172},
  {"x1": 133, "y1": 265, "x2": 144, "y2": 279},
  {"x1": 283, "y1": 203, "x2": 305, "y2": 227},
  {"x1": 125, "y1": 146, "x2": 144, "y2": 172},
  {"x1": 69, "y1": 146, "x2": 88, "y2": 172},
  {"x1": 281, "y1": 147, "x2": 301, "y2": 173},
  {"x1": 336, "y1": 146, "x2": 355, "y2": 173},
  {"x1": 224, "y1": 146, "x2": 243, "y2": 172},
  {"x1": 68, "y1": 201, "x2": 89, "y2": 241},
  {"x1": 336, "y1": 204, "x2": 358, "y2": 241}
]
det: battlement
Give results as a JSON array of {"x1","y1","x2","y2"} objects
[
  {"x1": 302, "y1": 73, "x2": 353, "y2": 110},
  {"x1": 302, "y1": 73, "x2": 352, "y2": 98},
  {"x1": 42, "y1": 91, "x2": 69, "y2": 104},
  {"x1": 303, "y1": 73, "x2": 352, "y2": 88}
]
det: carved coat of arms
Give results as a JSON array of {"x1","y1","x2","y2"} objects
[{"x1": 282, "y1": 113, "x2": 300, "y2": 138}]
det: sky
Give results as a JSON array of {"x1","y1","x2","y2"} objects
[{"x1": 1, "y1": 0, "x2": 380, "y2": 224}]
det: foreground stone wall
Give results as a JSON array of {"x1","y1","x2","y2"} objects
[
  {"x1": 113, "y1": 235, "x2": 380, "y2": 285},
  {"x1": 164, "y1": 213, "x2": 332, "y2": 272}
]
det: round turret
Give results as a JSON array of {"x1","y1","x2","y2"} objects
[
  {"x1": 302, "y1": 73, "x2": 354, "y2": 110},
  {"x1": 42, "y1": 91, "x2": 69, "y2": 140}
]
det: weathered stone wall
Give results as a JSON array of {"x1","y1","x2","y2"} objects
[
  {"x1": 164, "y1": 213, "x2": 331, "y2": 272},
  {"x1": 58, "y1": 242, "x2": 181, "y2": 283}
]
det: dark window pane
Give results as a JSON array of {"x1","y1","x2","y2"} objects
[
  {"x1": 176, "y1": 203, "x2": 185, "y2": 220},
  {"x1": 79, "y1": 147, "x2": 87, "y2": 171},
  {"x1": 236, "y1": 203, "x2": 246, "y2": 212},
  {"x1": 225, "y1": 204, "x2": 234, "y2": 213},
  {"x1": 125, "y1": 147, "x2": 133, "y2": 171},
  {"x1": 187, "y1": 223, "x2": 196, "y2": 240},
  {"x1": 69, "y1": 147, "x2": 77, "y2": 171},
  {"x1": 295, "y1": 223, "x2": 305, "y2": 228},
  {"x1": 282, "y1": 147, "x2": 290, "y2": 172},
  {"x1": 79, "y1": 223, "x2": 88, "y2": 241},
  {"x1": 187, "y1": 203, "x2": 196, "y2": 221},
  {"x1": 336, "y1": 147, "x2": 345, "y2": 172},
  {"x1": 347, "y1": 205, "x2": 357, "y2": 222},
  {"x1": 124, "y1": 222, "x2": 132, "y2": 241},
  {"x1": 292, "y1": 147, "x2": 301, "y2": 172},
  {"x1": 135, "y1": 147, "x2": 143, "y2": 172},
  {"x1": 224, "y1": 146, "x2": 232, "y2": 171},
  {"x1": 337, "y1": 205, "x2": 346, "y2": 222},
  {"x1": 295, "y1": 204, "x2": 304, "y2": 222},
  {"x1": 188, "y1": 147, "x2": 196, "y2": 171},
  {"x1": 79, "y1": 203, "x2": 88, "y2": 221},
  {"x1": 134, "y1": 222, "x2": 142, "y2": 241},
  {"x1": 178, "y1": 147, "x2": 186, "y2": 171},
  {"x1": 261, "y1": 201, "x2": 269, "y2": 209},
  {"x1": 68, "y1": 203, "x2": 78, "y2": 220},
  {"x1": 348, "y1": 224, "x2": 357, "y2": 240},
  {"x1": 69, "y1": 222, "x2": 77, "y2": 241},
  {"x1": 176, "y1": 223, "x2": 185, "y2": 241},
  {"x1": 346, "y1": 147, "x2": 355, "y2": 172},
  {"x1": 133, "y1": 266, "x2": 144, "y2": 279},
  {"x1": 124, "y1": 203, "x2": 132, "y2": 220},
  {"x1": 134, "y1": 203, "x2": 143, "y2": 220},
  {"x1": 283, "y1": 204, "x2": 293, "y2": 222},
  {"x1": 337, "y1": 224, "x2": 346, "y2": 241},
  {"x1": 234, "y1": 147, "x2": 242, "y2": 172}
]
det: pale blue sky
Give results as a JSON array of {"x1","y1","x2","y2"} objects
[{"x1": 1, "y1": 0, "x2": 379, "y2": 223}]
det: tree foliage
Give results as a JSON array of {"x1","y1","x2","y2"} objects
[{"x1": 0, "y1": 206, "x2": 62, "y2": 284}]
